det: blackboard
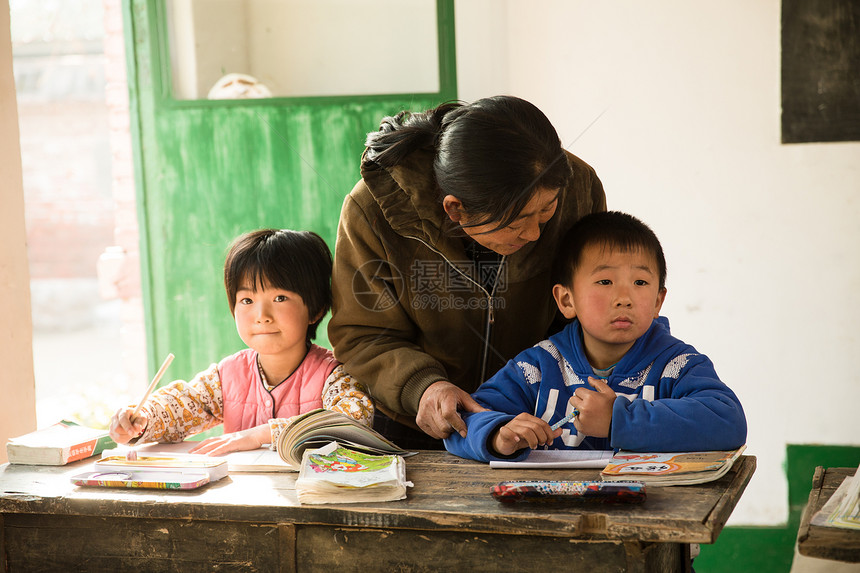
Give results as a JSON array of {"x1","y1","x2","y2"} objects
[{"x1": 781, "y1": 0, "x2": 860, "y2": 143}]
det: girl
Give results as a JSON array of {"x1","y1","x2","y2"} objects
[{"x1": 109, "y1": 229, "x2": 373, "y2": 456}]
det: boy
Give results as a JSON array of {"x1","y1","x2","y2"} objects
[{"x1": 444, "y1": 211, "x2": 747, "y2": 462}]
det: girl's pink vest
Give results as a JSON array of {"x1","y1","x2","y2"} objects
[{"x1": 220, "y1": 345, "x2": 338, "y2": 433}]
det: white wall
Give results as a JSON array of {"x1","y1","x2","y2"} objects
[{"x1": 457, "y1": 0, "x2": 860, "y2": 525}]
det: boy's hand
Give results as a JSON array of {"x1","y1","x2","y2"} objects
[
  {"x1": 491, "y1": 413, "x2": 562, "y2": 457},
  {"x1": 189, "y1": 424, "x2": 270, "y2": 456},
  {"x1": 109, "y1": 406, "x2": 149, "y2": 444},
  {"x1": 571, "y1": 377, "x2": 616, "y2": 438}
]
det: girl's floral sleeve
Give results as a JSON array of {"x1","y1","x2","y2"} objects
[
  {"x1": 135, "y1": 364, "x2": 224, "y2": 443},
  {"x1": 322, "y1": 365, "x2": 375, "y2": 426},
  {"x1": 267, "y1": 417, "x2": 294, "y2": 450}
]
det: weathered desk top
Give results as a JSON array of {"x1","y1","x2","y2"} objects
[
  {"x1": 797, "y1": 466, "x2": 860, "y2": 563},
  {"x1": 0, "y1": 452, "x2": 755, "y2": 544}
]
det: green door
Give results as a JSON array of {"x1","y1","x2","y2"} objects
[{"x1": 124, "y1": 0, "x2": 457, "y2": 381}]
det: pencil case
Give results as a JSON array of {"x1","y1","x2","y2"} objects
[
  {"x1": 70, "y1": 470, "x2": 211, "y2": 490},
  {"x1": 491, "y1": 479, "x2": 646, "y2": 503}
]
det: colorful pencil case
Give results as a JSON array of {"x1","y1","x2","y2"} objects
[
  {"x1": 70, "y1": 470, "x2": 211, "y2": 490},
  {"x1": 491, "y1": 479, "x2": 646, "y2": 503}
]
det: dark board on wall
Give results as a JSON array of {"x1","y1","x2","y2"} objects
[{"x1": 781, "y1": 0, "x2": 860, "y2": 143}]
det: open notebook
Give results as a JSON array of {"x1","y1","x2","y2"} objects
[
  {"x1": 489, "y1": 449, "x2": 614, "y2": 469},
  {"x1": 130, "y1": 442, "x2": 291, "y2": 473}
]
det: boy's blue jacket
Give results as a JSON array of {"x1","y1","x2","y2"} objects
[{"x1": 444, "y1": 317, "x2": 747, "y2": 462}]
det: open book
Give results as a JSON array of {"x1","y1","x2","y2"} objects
[
  {"x1": 295, "y1": 441, "x2": 412, "y2": 504},
  {"x1": 600, "y1": 445, "x2": 746, "y2": 486},
  {"x1": 128, "y1": 441, "x2": 289, "y2": 473},
  {"x1": 489, "y1": 449, "x2": 614, "y2": 469},
  {"x1": 276, "y1": 409, "x2": 412, "y2": 470}
]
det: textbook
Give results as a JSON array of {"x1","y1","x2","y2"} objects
[
  {"x1": 6, "y1": 420, "x2": 116, "y2": 465},
  {"x1": 276, "y1": 409, "x2": 412, "y2": 471},
  {"x1": 600, "y1": 445, "x2": 746, "y2": 486},
  {"x1": 295, "y1": 441, "x2": 412, "y2": 504}
]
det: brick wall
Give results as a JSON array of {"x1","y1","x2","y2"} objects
[{"x1": 103, "y1": 0, "x2": 147, "y2": 385}]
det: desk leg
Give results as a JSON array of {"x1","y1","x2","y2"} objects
[
  {"x1": 624, "y1": 540, "x2": 689, "y2": 573},
  {"x1": 1, "y1": 514, "x2": 5, "y2": 573},
  {"x1": 279, "y1": 523, "x2": 297, "y2": 573}
]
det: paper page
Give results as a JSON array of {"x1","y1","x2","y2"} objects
[
  {"x1": 811, "y1": 469, "x2": 860, "y2": 530},
  {"x1": 133, "y1": 442, "x2": 290, "y2": 473},
  {"x1": 489, "y1": 449, "x2": 614, "y2": 469},
  {"x1": 225, "y1": 448, "x2": 292, "y2": 473}
]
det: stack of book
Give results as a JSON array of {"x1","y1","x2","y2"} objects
[{"x1": 295, "y1": 441, "x2": 412, "y2": 504}]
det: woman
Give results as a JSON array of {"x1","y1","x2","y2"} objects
[{"x1": 328, "y1": 96, "x2": 606, "y2": 449}]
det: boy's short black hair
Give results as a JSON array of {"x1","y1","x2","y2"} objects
[
  {"x1": 224, "y1": 229, "x2": 332, "y2": 343},
  {"x1": 553, "y1": 211, "x2": 667, "y2": 290}
]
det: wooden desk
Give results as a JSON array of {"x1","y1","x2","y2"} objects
[
  {"x1": 0, "y1": 452, "x2": 755, "y2": 572},
  {"x1": 797, "y1": 466, "x2": 860, "y2": 563}
]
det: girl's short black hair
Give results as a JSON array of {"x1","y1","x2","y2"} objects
[
  {"x1": 364, "y1": 95, "x2": 572, "y2": 231},
  {"x1": 553, "y1": 211, "x2": 667, "y2": 290},
  {"x1": 223, "y1": 229, "x2": 332, "y2": 343}
]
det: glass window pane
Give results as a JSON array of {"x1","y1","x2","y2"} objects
[{"x1": 167, "y1": 0, "x2": 440, "y2": 100}]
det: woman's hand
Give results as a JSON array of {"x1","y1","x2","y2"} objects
[
  {"x1": 491, "y1": 413, "x2": 561, "y2": 457},
  {"x1": 416, "y1": 381, "x2": 488, "y2": 439},
  {"x1": 188, "y1": 424, "x2": 271, "y2": 456},
  {"x1": 109, "y1": 406, "x2": 149, "y2": 444}
]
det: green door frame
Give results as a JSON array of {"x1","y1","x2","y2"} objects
[{"x1": 123, "y1": 0, "x2": 457, "y2": 380}]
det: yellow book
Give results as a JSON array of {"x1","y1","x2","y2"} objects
[{"x1": 600, "y1": 445, "x2": 746, "y2": 486}]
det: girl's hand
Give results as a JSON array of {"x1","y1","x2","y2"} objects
[
  {"x1": 109, "y1": 406, "x2": 149, "y2": 444},
  {"x1": 571, "y1": 377, "x2": 616, "y2": 438},
  {"x1": 189, "y1": 424, "x2": 270, "y2": 456},
  {"x1": 491, "y1": 413, "x2": 561, "y2": 457}
]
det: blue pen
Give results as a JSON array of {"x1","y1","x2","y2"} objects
[{"x1": 550, "y1": 408, "x2": 579, "y2": 431}]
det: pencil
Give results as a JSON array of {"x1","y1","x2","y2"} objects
[
  {"x1": 130, "y1": 353, "x2": 174, "y2": 419},
  {"x1": 550, "y1": 408, "x2": 580, "y2": 431}
]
